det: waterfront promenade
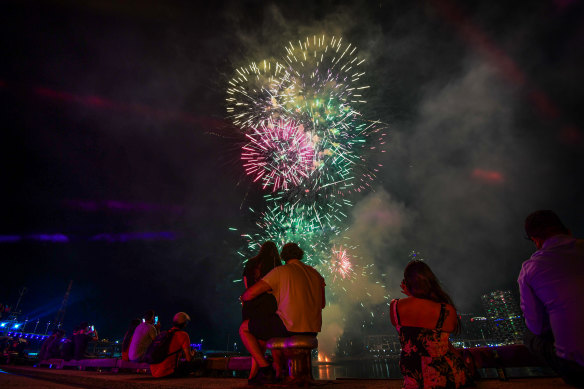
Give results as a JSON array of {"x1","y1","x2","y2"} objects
[{"x1": 0, "y1": 365, "x2": 571, "y2": 389}]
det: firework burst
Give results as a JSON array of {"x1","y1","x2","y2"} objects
[
  {"x1": 276, "y1": 35, "x2": 384, "y2": 196},
  {"x1": 329, "y1": 245, "x2": 354, "y2": 281},
  {"x1": 241, "y1": 118, "x2": 315, "y2": 192},
  {"x1": 226, "y1": 60, "x2": 291, "y2": 130},
  {"x1": 280, "y1": 35, "x2": 368, "y2": 130}
]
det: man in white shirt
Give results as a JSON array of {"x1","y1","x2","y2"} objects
[
  {"x1": 239, "y1": 242, "x2": 326, "y2": 384},
  {"x1": 129, "y1": 310, "x2": 159, "y2": 362}
]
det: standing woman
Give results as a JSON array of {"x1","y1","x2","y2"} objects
[
  {"x1": 241, "y1": 241, "x2": 282, "y2": 382},
  {"x1": 390, "y1": 260, "x2": 471, "y2": 389}
]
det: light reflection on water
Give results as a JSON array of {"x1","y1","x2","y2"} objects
[
  {"x1": 313, "y1": 358, "x2": 402, "y2": 380},
  {"x1": 312, "y1": 358, "x2": 557, "y2": 380}
]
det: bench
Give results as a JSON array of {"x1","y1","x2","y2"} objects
[
  {"x1": 461, "y1": 344, "x2": 555, "y2": 380},
  {"x1": 266, "y1": 335, "x2": 318, "y2": 384},
  {"x1": 38, "y1": 357, "x2": 251, "y2": 375},
  {"x1": 39, "y1": 358, "x2": 150, "y2": 373},
  {"x1": 38, "y1": 358, "x2": 65, "y2": 369}
]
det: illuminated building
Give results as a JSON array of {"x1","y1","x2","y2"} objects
[
  {"x1": 481, "y1": 290, "x2": 526, "y2": 345},
  {"x1": 451, "y1": 314, "x2": 493, "y2": 348},
  {"x1": 365, "y1": 334, "x2": 401, "y2": 355}
]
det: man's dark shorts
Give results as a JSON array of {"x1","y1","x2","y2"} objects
[{"x1": 249, "y1": 314, "x2": 316, "y2": 340}]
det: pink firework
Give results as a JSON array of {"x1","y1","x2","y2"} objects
[
  {"x1": 242, "y1": 118, "x2": 315, "y2": 192},
  {"x1": 330, "y1": 245, "x2": 353, "y2": 281}
]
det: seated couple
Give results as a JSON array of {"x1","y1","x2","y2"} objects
[{"x1": 239, "y1": 242, "x2": 326, "y2": 385}]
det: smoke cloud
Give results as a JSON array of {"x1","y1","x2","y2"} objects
[{"x1": 220, "y1": 0, "x2": 583, "y2": 354}]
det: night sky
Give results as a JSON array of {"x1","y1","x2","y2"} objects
[{"x1": 1, "y1": 0, "x2": 583, "y2": 352}]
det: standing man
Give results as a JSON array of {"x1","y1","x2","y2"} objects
[
  {"x1": 239, "y1": 242, "x2": 326, "y2": 384},
  {"x1": 518, "y1": 210, "x2": 584, "y2": 387},
  {"x1": 129, "y1": 310, "x2": 159, "y2": 362}
]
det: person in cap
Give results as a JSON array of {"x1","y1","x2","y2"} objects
[
  {"x1": 150, "y1": 312, "x2": 202, "y2": 378},
  {"x1": 518, "y1": 210, "x2": 584, "y2": 387}
]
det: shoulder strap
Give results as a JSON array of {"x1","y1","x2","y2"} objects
[
  {"x1": 164, "y1": 329, "x2": 182, "y2": 358},
  {"x1": 391, "y1": 299, "x2": 401, "y2": 326},
  {"x1": 436, "y1": 303, "x2": 446, "y2": 331}
]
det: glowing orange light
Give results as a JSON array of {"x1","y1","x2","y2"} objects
[
  {"x1": 317, "y1": 352, "x2": 330, "y2": 362},
  {"x1": 471, "y1": 168, "x2": 504, "y2": 184}
]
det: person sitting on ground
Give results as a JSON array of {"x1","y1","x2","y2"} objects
[
  {"x1": 240, "y1": 242, "x2": 326, "y2": 384},
  {"x1": 390, "y1": 260, "x2": 471, "y2": 389},
  {"x1": 48, "y1": 329, "x2": 65, "y2": 359},
  {"x1": 7, "y1": 338, "x2": 27, "y2": 362},
  {"x1": 121, "y1": 318, "x2": 141, "y2": 361},
  {"x1": 519, "y1": 210, "x2": 584, "y2": 387},
  {"x1": 0, "y1": 336, "x2": 12, "y2": 355},
  {"x1": 60, "y1": 330, "x2": 75, "y2": 361},
  {"x1": 241, "y1": 240, "x2": 282, "y2": 381},
  {"x1": 39, "y1": 329, "x2": 65, "y2": 360},
  {"x1": 150, "y1": 312, "x2": 202, "y2": 378},
  {"x1": 39, "y1": 329, "x2": 59, "y2": 361},
  {"x1": 129, "y1": 310, "x2": 159, "y2": 362},
  {"x1": 73, "y1": 322, "x2": 98, "y2": 360}
]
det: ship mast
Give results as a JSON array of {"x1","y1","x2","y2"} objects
[{"x1": 53, "y1": 280, "x2": 73, "y2": 330}]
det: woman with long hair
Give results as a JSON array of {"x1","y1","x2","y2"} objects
[
  {"x1": 390, "y1": 260, "x2": 471, "y2": 388},
  {"x1": 242, "y1": 241, "x2": 282, "y2": 293},
  {"x1": 241, "y1": 241, "x2": 282, "y2": 382}
]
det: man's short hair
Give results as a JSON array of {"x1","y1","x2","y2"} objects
[
  {"x1": 525, "y1": 210, "x2": 569, "y2": 240},
  {"x1": 280, "y1": 243, "x2": 304, "y2": 261},
  {"x1": 143, "y1": 310, "x2": 155, "y2": 321}
]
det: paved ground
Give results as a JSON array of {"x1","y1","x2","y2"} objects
[{"x1": 0, "y1": 365, "x2": 571, "y2": 389}]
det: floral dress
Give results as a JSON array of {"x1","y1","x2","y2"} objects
[{"x1": 392, "y1": 299, "x2": 471, "y2": 389}]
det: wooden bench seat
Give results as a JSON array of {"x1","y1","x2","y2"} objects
[{"x1": 461, "y1": 344, "x2": 555, "y2": 380}]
